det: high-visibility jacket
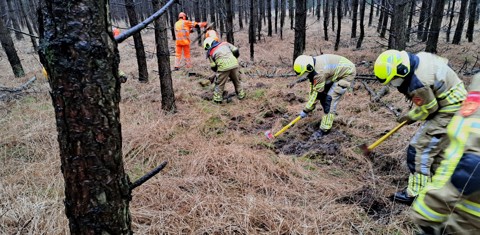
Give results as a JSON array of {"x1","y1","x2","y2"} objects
[
  {"x1": 207, "y1": 42, "x2": 239, "y2": 72},
  {"x1": 304, "y1": 54, "x2": 355, "y2": 112},
  {"x1": 175, "y1": 19, "x2": 206, "y2": 46},
  {"x1": 398, "y1": 52, "x2": 467, "y2": 122},
  {"x1": 411, "y1": 74, "x2": 480, "y2": 233}
]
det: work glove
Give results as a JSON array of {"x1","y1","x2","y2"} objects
[
  {"x1": 210, "y1": 65, "x2": 218, "y2": 72},
  {"x1": 199, "y1": 22, "x2": 208, "y2": 28},
  {"x1": 397, "y1": 115, "x2": 415, "y2": 125},
  {"x1": 299, "y1": 111, "x2": 308, "y2": 119},
  {"x1": 232, "y1": 50, "x2": 240, "y2": 58}
]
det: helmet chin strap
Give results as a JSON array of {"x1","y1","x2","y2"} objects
[{"x1": 390, "y1": 77, "x2": 404, "y2": 87}]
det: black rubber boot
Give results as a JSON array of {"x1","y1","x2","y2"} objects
[{"x1": 389, "y1": 188, "x2": 416, "y2": 205}]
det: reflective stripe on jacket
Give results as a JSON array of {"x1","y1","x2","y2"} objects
[
  {"x1": 304, "y1": 54, "x2": 355, "y2": 112},
  {"x1": 175, "y1": 19, "x2": 198, "y2": 46},
  {"x1": 207, "y1": 42, "x2": 239, "y2": 72},
  {"x1": 406, "y1": 52, "x2": 467, "y2": 121}
]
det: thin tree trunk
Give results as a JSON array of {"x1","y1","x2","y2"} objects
[
  {"x1": 389, "y1": 0, "x2": 411, "y2": 50},
  {"x1": 275, "y1": 0, "x2": 278, "y2": 33},
  {"x1": 293, "y1": 0, "x2": 307, "y2": 60},
  {"x1": 331, "y1": 0, "x2": 336, "y2": 32},
  {"x1": 6, "y1": 0, "x2": 23, "y2": 40},
  {"x1": 37, "y1": 0, "x2": 131, "y2": 233},
  {"x1": 280, "y1": 0, "x2": 286, "y2": 39},
  {"x1": 418, "y1": 0, "x2": 429, "y2": 39},
  {"x1": 351, "y1": 0, "x2": 359, "y2": 38},
  {"x1": 250, "y1": 0, "x2": 258, "y2": 61},
  {"x1": 356, "y1": 0, "x2": 366, "y2": 48},
  {"x1": 380, "y1": 0, "x2": 389, "y2": 38},
  {"x1": 125, "y1": 0, "x2": 149, "y2": 82},
  {"x1": 324, "y1": 0, "x2": 329, "y2": 40},
  {"x1": 226, "y1": 0, "x2": 235, "y2": 43},
  {"x1": 153, "y1": 0, "x2": 176, "y2": 112},
  {"x1": 452, "y1": 0, "x2": 468, "y2": 44},
  {"x1": 406, "y1": 0, "x2": 415, "y2": 42},
  {"x1": 19, "y1": 0, "x2": 38, "y2": 51},
  {"x1": 334, "y1": 0, "x2": 342, "y2": 51},
  {"x1": 289, "y1": 0, "x2": 294, "y2": 29},
  {"x1": 426, "y1": 0, "x2": 446, "y2": 53},
  {"x1": 466, "y1": 0, "x2": 478, "y2": 42},
  {"x1": 0, "y1": 16, "x2": 24, "y2": 77},
  {"x1": 239, "y1": 0, "x2": 244, "y2": 29},
  {"x1": 446, "y1": 0, "x2": 456, "y2": 42},
  {"x1": 368, "y1": 0, "x2": 374, "y2": 26},
  {"x1": 421, "y1": 0, "x2": 432, "y2": 42},
  {"x1": 267, "y1": 0, "x2": 273, "y2": 36}
]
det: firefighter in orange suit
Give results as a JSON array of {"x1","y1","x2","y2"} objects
[{"x1": 174, "y1": 12, "x2": 207, "y2": 70}]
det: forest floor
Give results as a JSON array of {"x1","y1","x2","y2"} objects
[{"x1": 1, "y1": 16, "x2": 479, "y2": 234}]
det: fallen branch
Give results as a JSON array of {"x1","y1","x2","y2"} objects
[
  {"x1": 361, "y1": 81, "x2": 401, "y2": 117},
  {"x1": 130, "y1": 161, "x2": 168, "y2": 191},
  {"x1": 0, "y1": 76, "x2": 37, "y2": 92}
]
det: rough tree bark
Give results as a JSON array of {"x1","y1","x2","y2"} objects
[
  {"x1": 293, "y1": 0, "x2": 307, "y2": 61},
  {"x1": 125, "y1": 0, "x2": 149, "y2": 82},
  {"x1": 334, "y1": 0, "x2": 342, "y2": 51},
  {"x1": 267, "y1": 0, "x2": 273, "y2": 36},
  {"x1": 388, "y1": 0, "x2": 411, "y2": 50},
  {"x1": 356, "y1": 0, "x2": 366, "y2": 48},
  {"x1": 323, "y1": 0, "x2": 329, "y2": 40},
  {"x1": 37, "y1": 0, "x2": 132, "y2": 233},
  {"x1": 226, "y1": 0, "x2": 235, "y2": 44},
  {"x1": 426, "y1": 0, "x2": 446, "y2": 53},
  {"x1": 153, "y1": 0, "x2": 176, "y2": 112},
  {"x1": 351, "y1": 0, "x2": 358, "y2": 38},
  {"x1": 280, "y1": 0, "x2": 286, "y2": 39},
  {"x1": 452, "y1": 0, "x2": 468, "y2": 44},
  {"x1": 0, "y1": 15, "x2": 25, "y2": 78},
  {"x1": 446, "y1": 0, "x2": 456, "y2": 42},
  {"x1": 466, "y1": 0, "x2": 478, "y2": 42},
  {"x1": 250, "y1": 0, "x2": 258, "y2": 61}
]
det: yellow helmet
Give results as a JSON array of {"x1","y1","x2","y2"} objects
[
  {"x1": 293, "y1": 55, "x2": 314, "y2": 78},
  {"x1": 203, "y1": 37, "x2": 216, "y2": 50},
  {"x1": 374, "y1": 50, "x2": 410, "y2": 85}
]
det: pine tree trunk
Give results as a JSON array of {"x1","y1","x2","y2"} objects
[
  {"x1": 289, "y1": 0, "x2": 294, "y2": 29},
  {"x1": 37, "y1": 1, "x2": 132, "y2": 233},
  {"x1": 226, "y1": 0, "x2": 235, "y2": 43},
  {"x1": 389, "y1": 0, "x2": 411, "y2": 50},
  {"x1": 6, "y1": 0, "x2": 23, "y2": 40},
  {"x1": 466, "y1": 0, "x2": 478, "y2": 42},
  {"x1": 19, "y1": 0, "x2": 38, "y2": 51},
  {"x1": 452, "y1": 0, "x2": 468, "y2": 44},
  {"x1": 280, "y1": 0, "x2": 286, "y2": 39},
  {"x1": 239, "y1": 0, "x2": 244, "y2": 29},
  {"x1": 380, "y1": 0, "x2": 389, "y2": 38},
  {"x1": 324, "y1": 0, "x2": 329, "y2": 40},
  {"x1": 356, "y1": 0, "x2": 366, "y2": 48},
  {"x1": 334, "y1": 0, "x2": 342, "y2": 51},
  {"x1": 125, "y1": 0, "x2": 149, "y2": 82},
  {"x1": 331, "y1": 0, "x2": 336, "y2": 32},
  {"x1": 426, "y1": 0, "x2": 446, "y2": 53},
  {"x1": 0, "y1": 16, "x2": 24, "y2": 77},
  {"x1": 275, "y1": 0, "x2": 279, "y2": 33},
  {"x1": 368, "y1": 0, "x2": 374, "y2": 26},
  {"x1": 258, "y1": 0, "x2": 263, "y2": 41},
  {"x1": 351, "y1": 0, "x2": 358, "y2": 38},
  {"x1": 406, "y1": 0, "x2": 415, "y2": 42},
  {"x1": 250, "y1": 0, "x2": 258, "y2": 61},
  {"x1": 153, "y1": 0, "x2": 176, "y2": 112},
  {"x1": 446, "y1": 0, "x2": 456, "y2": 42},
  {"x1": 421, "y1": 0, "x2": 432, "y2": 42},
  {"x1": 267, "y1": 0, "x2": 272, "y2": 36},
  {"x1": 293, "y1": 0, "x2": 306, "y2": 61}
]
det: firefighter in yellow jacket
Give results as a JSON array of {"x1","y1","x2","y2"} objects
[
  {"x1": 174, "y1": 12, "x2": 207, "y2": 70},
  {"x1": 203, "y1": 37, "x2": 245, "y2": 103},
  {"x1": 293, "y1": 54, "x2": 356, "y2": 136},
  {"x1": 410, "y1": 73, "x2": 480, "y2": 235},
  {"x1": 374, "y1": 50, "x2": 467, "y2": 205}
]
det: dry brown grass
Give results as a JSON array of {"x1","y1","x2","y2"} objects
[{"x1": 1, "y1": 13, "x2": 479, "y2": 235}]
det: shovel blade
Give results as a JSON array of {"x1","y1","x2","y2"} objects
[
  {"x1": 360, "y1": 143, "x2": 371, "y2": 156},
  {"x1": 264, "y1": 130, "x2": 274, "y2": 140}
]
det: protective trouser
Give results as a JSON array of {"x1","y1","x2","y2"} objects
[
  {"x1": 317, "y1": 80, "x2": 349, "y2": 132},
  {"x1": 406, "y1": 112, "x2": 454, "y2": 197},
  {"x1": 411, "y1": 115, "x2": 480, "y2": 234},
  {"x1": 213, "y1": 67, "x2": 244, "y2": 103},
  {"x1": 174, "y1": 44, "x2": 191, "y2": 68}
]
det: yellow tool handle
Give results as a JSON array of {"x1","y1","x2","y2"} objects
[
  {"x1": 274, "y1": 116, "x2": 302, "y2": 137},
  {"x1": 368, "y1": 120, "x2": 407, "y2": 150}
]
